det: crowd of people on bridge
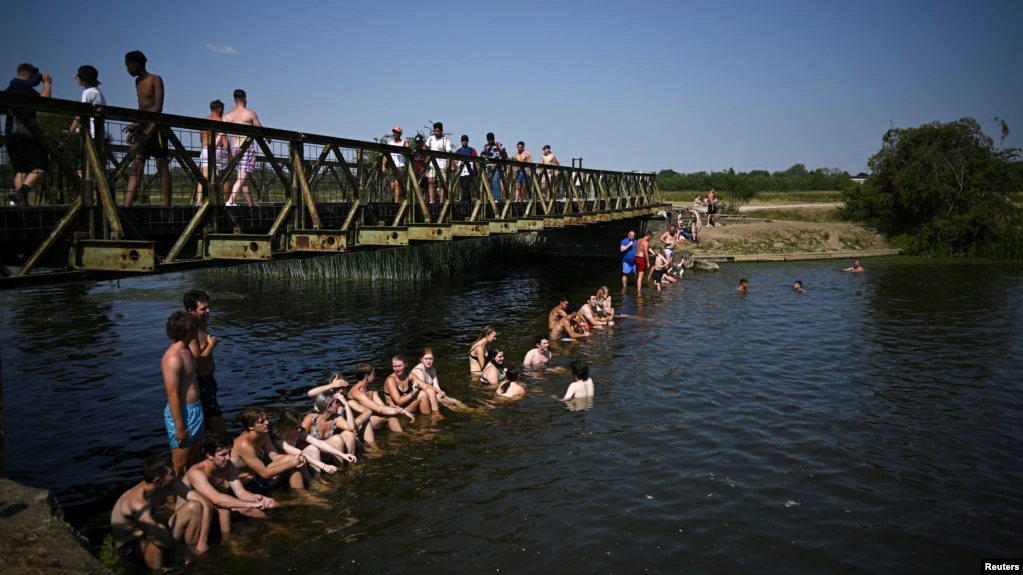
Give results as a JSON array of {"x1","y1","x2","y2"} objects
[
  {"x1": 112, "y1": 288, "x2": 596, "y2": 569},
  {"x1": 4, "y1": 54, "x2": 566, "y2": 209}
]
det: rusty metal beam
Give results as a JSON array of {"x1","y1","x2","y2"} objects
[
  {"x1": 74, "y1": 240, "x2": 156, "y2": 272},
  {"x1": 16, "y1": 197, "x2": 84, "y2": 276},
  {"x1": 206, "y1": 234, "x2": 272, "y2": 260},
  {"x1": 291, "y1": 147, "x2": 322, "y2": 229},
  {"x1": 82, "y1": 131, "x2": 124, "y2": 240}
]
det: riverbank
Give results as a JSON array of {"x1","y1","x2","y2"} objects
[{"x1": 0, "y1": 479, "x2": 109, "y2": 575}]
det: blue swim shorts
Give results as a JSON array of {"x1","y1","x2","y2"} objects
[
  {"x1": 516, "y1": 169, "x2": 527, "y2": 184},
  {"x1": 622, "y1": 261, "x2": 637, "y2": 274},
  {"x1": 164, "y1": 401, "x2": 205, "y2": 449}
]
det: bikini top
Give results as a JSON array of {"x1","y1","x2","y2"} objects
[
  {"x1": 481, "y1": 365, "x2": 506, "y2": 384},
  {"x1": 309, "y1": 414, "x2": 336, "y2": 440}
]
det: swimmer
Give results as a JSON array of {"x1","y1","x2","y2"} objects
[
  {"x1": 558, "y1": 360, "x2": 594, "y2": 400},
  {"x1": 737, "y1": 278, "x2": 749, "y2": 292},
  {"x1": 110, "y1": 454, "x2": 209, "y2": 569},
  {"x1": 469, "y1": 326, "x2": 497, "y2": 375},
  {"x1": 496, "y1": 367, "x2": 525, "y2": 398},
  {"x1": 232, "y1": 406, "x2": 307, "y2": 493},
  {"x1": 794, "y1": 280, "x2": 804, "y2": 292},
  {"x1": 842, "y1": 260, "x2": 865, "y2": 273},
  {"x1": 302, "y1": 392, "x2": 362, "y2": 463},
  {"x1": 523, "y1": 335, "x2": 552, "y2": 367},
  {"x1": 550, "y1": 305, "x2": 590, "y2": 340},
  {"x1": 345, "y1": 362, "x2": 415, "y2": 444},
  {"x1": 183, "y1": 434, "x2": 278, "y2": 535},
  {"x1": 580, "y1": 294, "x2": 613, "y2": 327},
  {"x1": 548, "y1": 296, "x2": 569, "y2": 330},
  {"x1": 480, "y1": 347, "x2": 507, "y2": 386},
  {"x1": 410, "y1": 347, "x2": 466, "y2": 409}
]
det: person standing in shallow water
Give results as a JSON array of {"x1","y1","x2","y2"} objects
[
  {"x1": 184, "y1": 290, "x2": 225, "y2": 434},
  {"x1": 162, "y1": 311, "x2": 204, "y2": 478},
  {"x1": 620, "y1": 230, "x2": 637, "y2": 292}
]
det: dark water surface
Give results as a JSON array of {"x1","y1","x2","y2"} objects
[{"x1": 2, "y1": 257, "x2": 1023, "y2": 573}]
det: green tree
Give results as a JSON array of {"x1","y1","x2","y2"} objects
[{"x1": 841, "y1": 117, "x2": 1023, "y2": 257}]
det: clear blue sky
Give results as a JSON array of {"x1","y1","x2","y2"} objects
[{"x1": 3, "y1": 0, "x2": 1020, "y2": 174}]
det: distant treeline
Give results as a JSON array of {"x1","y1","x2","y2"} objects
[{"x1": 656, "y1": 164, "x2": 858, "y2": 193}]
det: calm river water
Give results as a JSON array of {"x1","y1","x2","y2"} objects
[{"x1": 2, "y1": 256, "x2": 1022, "y2": 573}]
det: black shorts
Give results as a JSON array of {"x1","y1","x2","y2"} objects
[
  {"x1": 246, "y1": 475, "x2": 275, "y2": 495},
  {"x1": 133, "y1": 127, "x2": 168, "y2": 160},
  {"x1": 7, "y1": 136, "x2": 49, "y2": 173},
  {"x1": 707, "y1": 203, "x2": 718, "y2": 215},
  {"x1": 196, "y1": 374, "x2": 223, "y2": 420},
  {"x1": 117, "y1": 540, "x2": 142, "y2": 564},
  {"x1": 652, "y1": 269, "x2": 665, "y2": 282}
]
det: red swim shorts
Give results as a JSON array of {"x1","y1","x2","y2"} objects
[{"x1": 634, "y1": 257, "x2": 647, "y2": 273}]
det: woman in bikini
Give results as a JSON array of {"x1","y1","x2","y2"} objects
[
  {"x1": 410, "y1": 348, "x2": 467, "y2": 411},
  {"x1": 596, "y1": 286, "x2": 615, "y2": 321},
  {"x1": 480, "y1": 346, "x2": 507, "y2": 386},
  {"x1": 384, "y1": 355, "x2": 428, "y2": 414},
  {"x1": 469, "y1": 326, "x2": 497, "y2": 375},
  {"x1": 273, "y1": 409, "x2": 356, "y2": 476},
  {"x1": 301, "y1": 391, "x2": 363, "y2": 461}
]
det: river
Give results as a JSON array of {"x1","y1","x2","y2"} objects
[{"x1": 1, "y1": 256, "x2": 1022, "y2": 573}]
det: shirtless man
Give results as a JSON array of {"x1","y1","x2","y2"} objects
[
  {"x1": 548, "y1": 296, "x2": 569, "y2": 331},
  {"x1": 706, "y1": 188, "x2": 719, "y2": 227},
  {"x1": 224, "y1": 89, "x2": 264, "y2": 207},
  {"x1": 197, "y1": 100, "x2": 230, "y2": 205},
  {"x1": 688, "y1": 206, "x2": 702, "y2": 243},
  {"x1": 737, "y1": 278, "x2": 749, "y2": 292},
  {"x1": 842, "y1": 260, "x2": 865, "y2": 273},
  {"x1": 512, "y1": 141, "x2": 532, "y2": 202},
  {"x1": 382, "y1": 126, "x2": 408, "y2": 203},
  {"x1": 123, "y1": 50, "x2": 170, "y2": 207},
  {"x1": 550, "y1": 306, "x2": 590, "y2": 340},
  {"x1": 162, "y1": 311, "x2": 204, "y2": 477},
  {"x1": 580, "y1": 294, "x2": 613, "y2": 328},
  {"x1": 183, "y1": 290, "x2": 224, "y2": 434},
  {"x1": 634, "y1": 231, "x2": 652, "y2": 290},
  {"x1": 659, "y1": 225, "x2": 678, "y2": 267},
  {"x1": 522, "y1": 335, "x2": 552, "y2": 367},
  {"x1": 184, "y1": 434, "x2": 277, "y2": 534},
  {"x1": 540, "y1": 145, "x2": 559, "y2": 201},
  {"x1": 232, "y1": 406, "x2": 307, "y2": 493},
  {"x1": 110, "y1": 454, "x2": 209, "y2": 569},
  {"x1": 793, "y1": 280, "x2": 804, "y2": 292},
  {"x1": 345, "y1": 362, "x2": 415, "y2": 444},
  {"x1": 558, "y1": 360, "x2": 595, "y2": 400}
]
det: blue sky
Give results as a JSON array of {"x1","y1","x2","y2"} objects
[{"x1": 3, "y1": 0, "x2": 1020, "y2": 174}]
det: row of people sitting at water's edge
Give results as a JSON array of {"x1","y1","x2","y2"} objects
[
  {"x1": 620, "y1": 231, "x2": 684, "y2": 293},
  {"x1": 380, "y1": 123, "x2": 563, "y2": 204}
]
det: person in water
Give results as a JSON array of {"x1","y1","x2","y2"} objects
[
  {"x1": 581, "y1": 294, "x2": 613, "y2": 328},
  {"x1": 306, "y1": 373, "x2": 349, "y2": 399},
  {"x1": 548, "y1": 296, "x2": 569, "y2": 330},
  {"x1": 843, "y1": 260, "x2": 865, "y2": 273},
  {"x1": 480, "y1": 346, "x2": 507, "y2": 386},
  {"x1": 496, "y1": 367, "x2": 525, "y2": 398},
  {"x1": 301, "y1": 391, "x2": 363, "y2": 463},
  {"x1": 469, "y1": 326, "x2": 497, "y2": 374},
  {"x1": 183, "y1": 434, "x2": 277, "y2": 535},
  {"x1": 384, "y1": 355, "x2": 427, "y2": 414},
  {"x1": 550, "y1": 305, "x2": 590, "y2": 340},
  {"x1": 559, "y1": 360, "x2": 595, "y2": 400},
  {"x1": 595, "y1": 287, "x2": 615, "y2": 321},
  {"x1": 161, "y1": 311, "x2": 204, "y2": 478},
  {"x1": 346, "y1": 362, "x2": 415, "y2": 443},
  {"x1": 109, "y1": 454, "x2": 208, "y2": 568},
  {"x1": 232, "y1": 406, "x2": 307, "y2": 493},
  {"x1": 523, "y1": 335, "x2": 552, "y2": 367},
  {"x1": 737, "y1": 278, "x2": 749, "y2": 292},
  {"x1": 793, "y1": 280, "x2": 804, "y2": 292},
  {"x1": 410, "y1": 348, "x2": 466, "y2": 410}
]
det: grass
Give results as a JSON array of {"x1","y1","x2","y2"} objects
[
  {"x1": 744, "y1": 208, "x2": 848, "y2": 223},
  {"x1": 660, "y1": 190, "x2": 844, "y2": 204},
  {"x1": 212, "y1": 234, "x2": 543, "y2": 281}
]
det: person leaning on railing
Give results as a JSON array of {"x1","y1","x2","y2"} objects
[{"x1": 4, "y1": 63, "x2": 52, "y2": 206}]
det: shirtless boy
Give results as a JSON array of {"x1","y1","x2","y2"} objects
[
  {"x1": 162, "y1": 311, "x2": 204, "y2": 477},
  {"x1": 197, "y1": 100, "x2": 230, "y2": 204},
  {"x1": 345, "y1": 362, "x2": 415, "y2": 444},
  {"x1": 184, "y1": 434, "x2": 278, "y2": 534},
  {"x1": 581, "y1": 294, "x2": 614, "y2": 327},
  {"x1": 548, "y1": 296, "x2": 569, "y2": 331},
  {"x1": 550, "y1": 306, "x2": 590, "y2": 340},
  {"x1": 232, "y1": 406, "x2": 307, "y2": 493},
  {"x1": 512, "y1": 141, "x2": 532, "y2": 202},
  {"x1": 110, "y1": 454, "x2": 209, "y2": 569},
  {"x1": 634, "y1": 231, "x2": 652, "y2": 289},
  {"x1": 523, "y1": 335, "x2": 552, "y2": 367},
  {"x1": 540, "y1": 145, "x2": 559, "y2": 201},
  {"x1": 224, "y1": 89, "x2": 264, "y2": 207},
  {"x1": 651, "y1": 247, "x2": 675, "y2": 290},
  {"x1": 123, "y1": 50, "x2": 170, "y2": 207},
  {"x1": 559, "y1": 360, "x2": 595, "y2": 400},
  {"x1": 183, "y1": 290, "x2": 224, "y2": 434}
]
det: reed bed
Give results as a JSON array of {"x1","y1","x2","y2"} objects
[{"x1": 217, "y1": 233, "x2": 543, "y2": 281}]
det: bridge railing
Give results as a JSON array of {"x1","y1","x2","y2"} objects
[{"x1": 0, "y1": 92, "x2": 663, "y2": 282}]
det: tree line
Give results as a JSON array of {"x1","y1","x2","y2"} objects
[{"x1": 655, "y1": 165, "x2": 859, "y2": 194}]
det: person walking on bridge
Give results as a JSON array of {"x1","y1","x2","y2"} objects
[
  {"x1": 123, "y1": 51, "x2": 170, "y2": 207},
  {"x1": 382, "y1": 126, "x2": 408, "y2": 203},
  {"x1": 480, "y1": 132, "x2": 506, "y2": 202},
  {"x1": 197, "y1": 100, "x2": 230, "y2": 205},
  {"x1": 224, "y1": 89, "x2": 265, "y2": 207},
  {"x1": 4, "y1": 63, "x2": 52, "y2": 206},
  {"x1": 512, "y1": 141, "x2": 532, "y2": 202}
]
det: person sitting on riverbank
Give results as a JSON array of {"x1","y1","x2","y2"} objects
[
  {"x1": 409, "y1": 348, "x2": 467, "y2": 410},
  {"x1": 596, "y1": 287, "x2": 615, "y2": 322},
  {"x1": 559, "y1": 360, "x2": 594, "y2": 400},
  {"x1": 232, "y1": 406, "x2": 307, "y2": 493},
  {"x1": 346, "y1": 362, "x2": 415, "y2": 443},
  {"x1": 384, "y1": 355, "x2": 429, "y2": 414},
  {"x1": 481, "y1": 347, "x2": 507, "y2": 386},
  {"x1": 496, "y1": 367, "x2": 525, "y2": 398},
  {"x1": 550, "y1": 306, "x2": 590, "y2": 340},
  {"x1": 523, "y1": 335, "x2": 552, "y2": 367},
  {"x1": 842, "y1": 260, "x2": 864, "y2": 273},
  {"x1": 469, "y1": 326, "x2": 497, "y2": 375},
  {"x1": 110, "y1": 454, "x2": 208, "y2": 569},
  {"x1": 183, "y1": 434, "x2": 277, "y2": 534},
  {"x1": 548, "y1": 296, "x2": 569, "y2": 330}
]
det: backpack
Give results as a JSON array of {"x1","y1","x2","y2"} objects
[{"x1": 497, "y1": 142, "x2": 508, "y2": 160}]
